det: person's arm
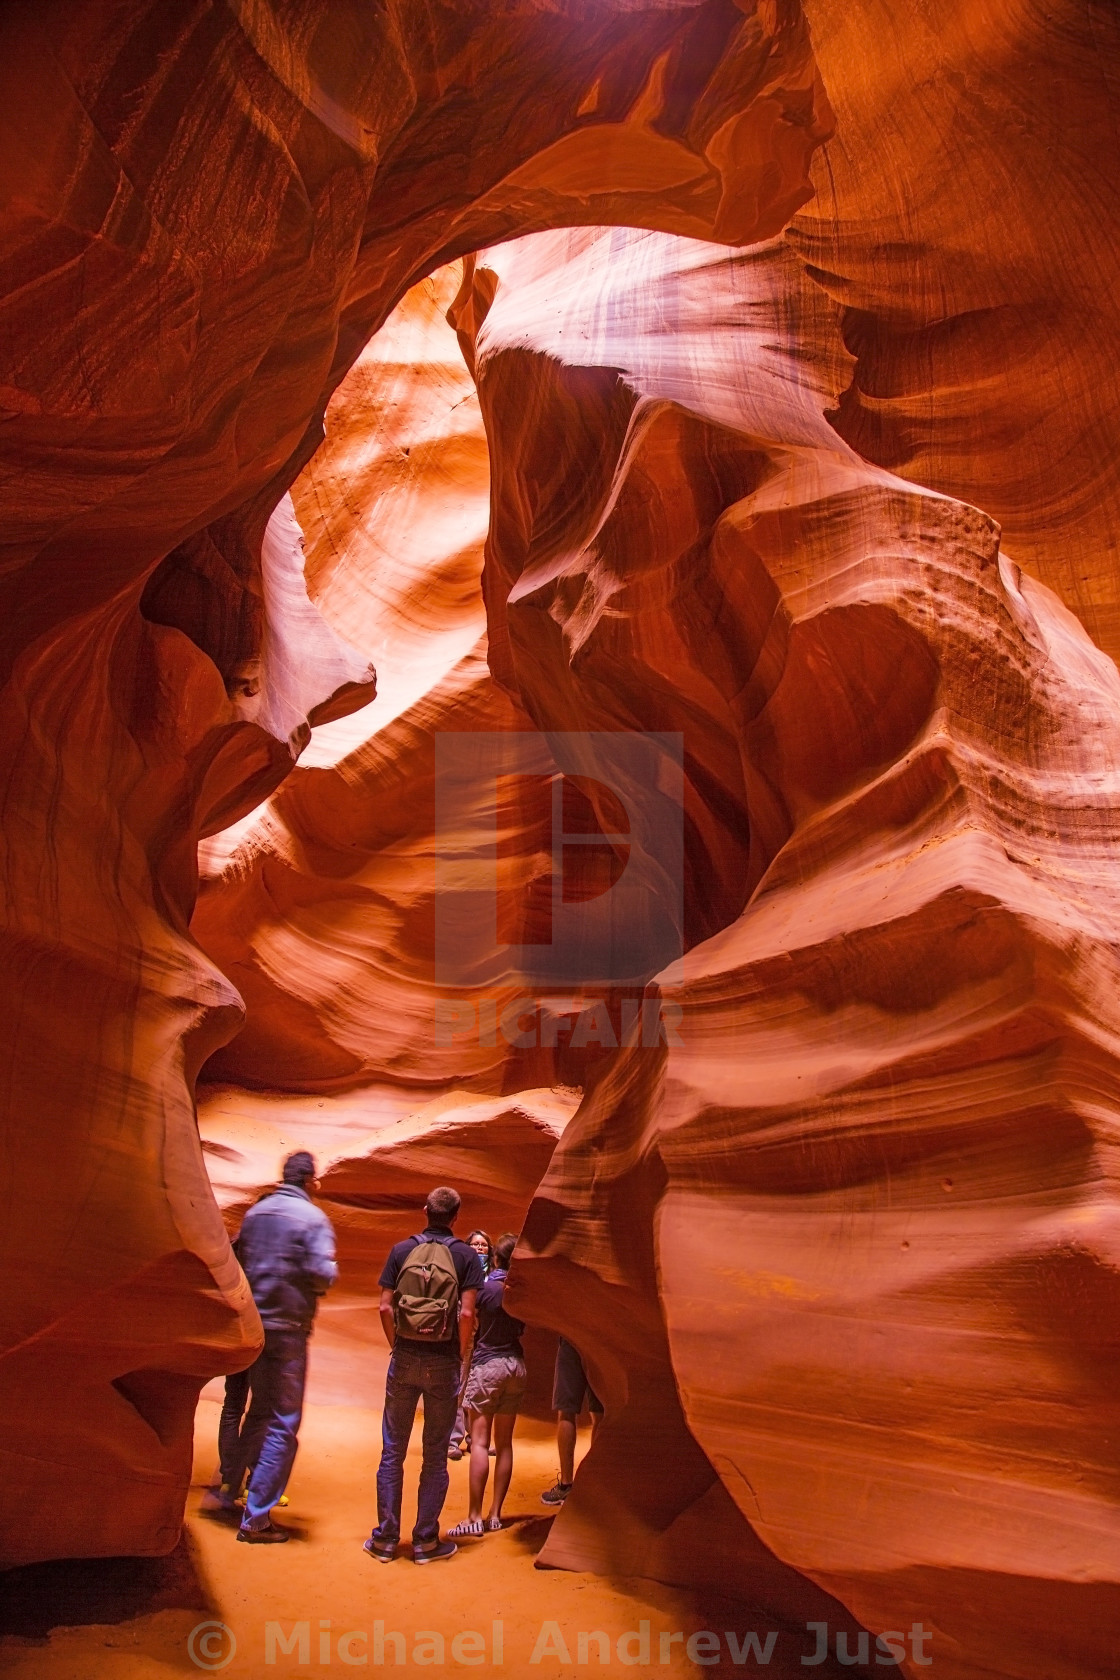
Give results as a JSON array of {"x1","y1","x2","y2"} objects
[
  {"x1": 457, "y1": 1288, "x2": 478, "y2": 1363},
  {"x1": 303, "y1": 1210, "x2": 339, "y2": 1294},
  {"x1": 379, "y1": 1286, "x2": 396, "y2": 1348}
]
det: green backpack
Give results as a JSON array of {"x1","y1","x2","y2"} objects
[{"x1": 393, "y1": 1237, "x2": 460, "y2": 1341}]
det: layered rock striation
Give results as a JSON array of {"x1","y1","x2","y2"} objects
[
  {"x1": 459, "y1": 225, "x2": 1120, "y2": 1679},
  {"x1": 3, "y1": 5, "x2": 1120, "y2": 1676},
  {"x1": 0, "y1": 0, "x2": 828, "y2": 1568}
]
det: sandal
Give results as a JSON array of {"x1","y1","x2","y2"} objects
[
  {"x1": 485, "y1": 1514, "x2": 503, "y2": 1532},
  {"x1": 447, "y1": 1518, "x2": 484, "y2": 1538}
]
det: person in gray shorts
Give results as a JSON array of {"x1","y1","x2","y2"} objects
[
  {"x1": 447, "y1": 1232, "x2": 525, "y2": 1536},
  {"x1": 541, "y1": 1335, "x2": 604, "y2": 1505},
  {"x1": 448, "y1": 1230, "x2": 493, "y2": 1460}
]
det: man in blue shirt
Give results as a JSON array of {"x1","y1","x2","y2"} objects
[
  {"x1": 365, "y1": 1186, "x2": 483, "y2": 1564},
  {"x1": 226, "y1": 1151, "x2": 338, "y2": 1543}
]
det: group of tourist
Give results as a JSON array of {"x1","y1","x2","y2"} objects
[{"x1": 205, "y1": 1151, "x2": 601, "y2": 1558}]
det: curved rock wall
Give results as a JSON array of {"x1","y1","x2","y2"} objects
[
  {"x1": 464, "y1": 225, "x2": 1120, "y2": 1679},
  {"x1": 4, "y1": 4, "x2": 1120, "y2": 1671},
  {"x1": 796, "y1": 0, "x2": 1120, "y2": 663},
  {"x1": 0, "y1": 0, "x2": 826, "y2": 1568}
]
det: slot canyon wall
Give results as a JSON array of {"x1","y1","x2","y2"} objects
[
  {"x1": 3, "y1": 4, "x2": 1120, "y2": 1680},
  {"x1": 0, "y1": 0, "x2": 826, "y2": 1571}
]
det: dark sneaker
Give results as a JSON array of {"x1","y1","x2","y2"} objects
[
  {"x1": 540, "y1": 1478, "x2": 573, "y2": 1506},
  {"x1": 237, "y1": 1521, "x2": 290, "y2": 1544},
  {"x1": 363, "y1": 1538, "x2": 396, "y2": 1564},
  {"x1": 413, "y1": 1539, "x2": 457, "y2": 1565}
]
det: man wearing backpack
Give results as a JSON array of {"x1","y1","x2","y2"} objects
[{"x1": 365, "y1": 1186, "x2": 483, "y2": 1564}]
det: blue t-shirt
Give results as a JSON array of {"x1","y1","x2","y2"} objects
[
  {"x1": 379, "y1": 1226, "x2": 485, "y2": 1357},
  {"x1": 473, "y1": 1268, "x2": 525, "y2": 1359}
]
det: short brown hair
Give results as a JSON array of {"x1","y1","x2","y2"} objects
[
  {"x1": 495, "y1": 1232, "x2": 517, "y2": 1269},
  {"x1": 283, "y1": 1150, "x2": 315, "y2": 1186},
  {"x1": 426, "y1": 1186, "x2": 461, "y2": 1224}
]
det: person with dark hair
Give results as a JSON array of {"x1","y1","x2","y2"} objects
[
  {"x1": 448, "y1": 1231, "x2": 525, "y2": 1537},
  {"x1": 220, "y1": 1151, "x2": 338, "y2": 1543},
  {"x1": 364, "y1": 1187, "x2": 483, "y2": 1565},
  {"x1": 448, "y1": 1230, "x2": 493, "y2": 1460},
  {"x1": 541, "y1": 1336, "x2": 604, "y2": 1505}
]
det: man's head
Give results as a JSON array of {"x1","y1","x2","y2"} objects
[
  {"x1": 494, "y1": 1232, "x2": 517, "y2": 1270},
  {"x1": 425, "y1": 1186, "x2": 461, "y2": 1228},
  {"x1": 283, "y1": 1150, "x2": 316, "y2": 1189}
]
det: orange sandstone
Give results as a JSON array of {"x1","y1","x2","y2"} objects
[{"x1": 0, "y1": 0, "x2": 828, "y2": 1568}]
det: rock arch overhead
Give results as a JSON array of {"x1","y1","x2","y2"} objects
[
  {"x1": 4, "y1": 8, "x2": 1120, "y2": 1679},
  {"x1": 0, "y1": 0, "x2": 830, "y2": 1570}
]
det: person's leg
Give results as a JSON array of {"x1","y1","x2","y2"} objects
[
  {"x1": 413, "y1": 1356, "x2": 460, "y2": 1549},
  {"x1": 242, "y1": 1331, "x2": 308, "y2": 1529},
  {"x1": 448, "y1": 1401, "x2": 468, "y2": 1457},
  {"x1": 466, "y1": 1407, "x2": 492, "y2": 1521},
  {"x1": 488, "y1": 1413, "x2": 516, "y2": 1524},
  {"x1": 544, "y1": 1339, "x2": 585, "y2": 1503},
  {"x1": 216, "y1": 1367, "x2": 252, "y2": 1489},
  {"x1": 221, "y1": 1347, "x2": 272, "y2": 1496},
  {"x1": 557, "y1": 1411, "x2": 577, "y2": 1484},
  {"x1": 371, "y1": 1351, "x2": 422, "y2": 1550}
]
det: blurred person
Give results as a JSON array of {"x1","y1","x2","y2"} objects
[
  {"x1": 225, "y1": 1152, "x2": 338, "y2": 1543},
  {"x1": 204, "y1": 1195, "x2": 285, "y2": 1512}
]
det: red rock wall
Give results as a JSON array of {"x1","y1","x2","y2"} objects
[
  {"x1": 796, "y1": 0, "x2": 1120, "y2": 665},
  {"x1": 4, "y1": 4, "x2": 1120, "y2": 1672},
  {"x1": 0, "y1": 0, "x2": 828, "y2": 1568},
  {"x1": 463, "y1": 225, "x2": 1120, "y2": 1679}
]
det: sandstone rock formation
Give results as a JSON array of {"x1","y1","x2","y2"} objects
[
  {"x1": 796, "y1": 0, "x2": 1120, "y2": 665},
  {"x1": 0, "y1": 0, "x2": 829, "y2": 1568},
  {"x1": 4, "y1": 4, "x2": 1120, "y2": 1678},
  {"x1": 462, "y1": 223, "x2": 1120, "y2": 1680}
]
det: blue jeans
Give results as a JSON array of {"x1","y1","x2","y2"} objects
[
  {"x1": 236, "y1": 1328, "x2": 308, "y2": 1528},
  {"x1": 372, "y1": 1345, "x2": 461, "y2": 1548}
]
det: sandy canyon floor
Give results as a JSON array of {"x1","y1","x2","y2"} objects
[{"x1": 0, "y1": 1330, "x2": 851, "y2": 1680}]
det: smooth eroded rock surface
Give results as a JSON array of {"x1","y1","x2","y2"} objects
[
  {"x1": 0, "y1": 0, "x2": 826, "y2": 1567},
  {"x1": 4, "y1": 6, "x2": 1120, "y2": 1675},
  {"x1": 462, "y1": 224, "x2": 1120, "y2": 1678}
]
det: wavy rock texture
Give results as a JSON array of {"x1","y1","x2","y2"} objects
[
  {"x1": 795, "y1": 0, "x2": 1120, "y2": 663},
  {"x1": 0, "y1": 0, "x2": 828, "y2": 1567},
  {"x1": 461, "y1": 225, "x2": 1120, "y2": 1680},
  {"x1": 192, "y1": 265, "x2": 507, "y2": 1092},
  {"x1": 5, "y1": 8, "x2": 1120, "y2": 1675}
]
